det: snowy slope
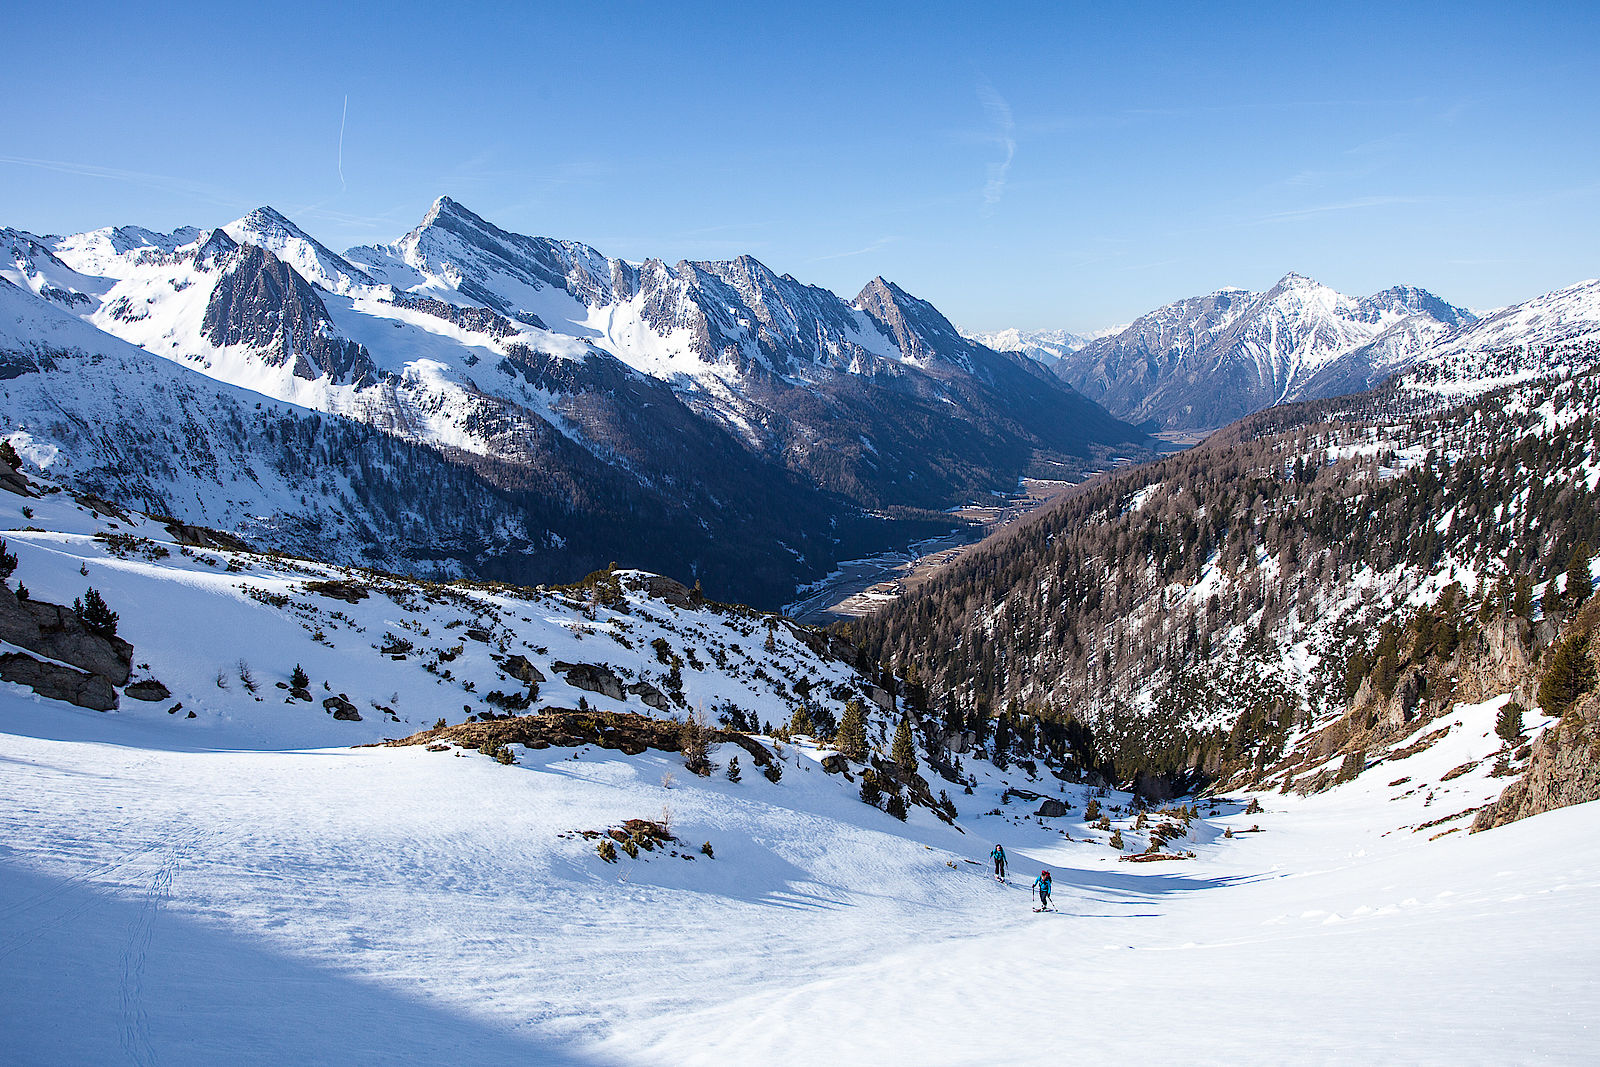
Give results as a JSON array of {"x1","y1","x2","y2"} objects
[{"x1": 3, "y1": 464, "x2": 1596, "y2": 1062}]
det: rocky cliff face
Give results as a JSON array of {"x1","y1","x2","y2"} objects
[
  {"x1": 201, "y1": 242, "x2": 378, "y2": 386},
  {"x1": 1474, "y1": 598, "x2": 1600, "y2": 831},
  {"x1": 1473, "y1": 688, "x2": 1600, "y2": 831}
]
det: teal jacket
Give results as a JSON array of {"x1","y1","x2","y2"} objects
[{"x1": 1032, "y1": 874, "x2": 1051, "y2": 895}]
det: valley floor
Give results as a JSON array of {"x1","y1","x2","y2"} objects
[{"x1": 2, "y1": 696, "x2": 1594, "y2": 1065}]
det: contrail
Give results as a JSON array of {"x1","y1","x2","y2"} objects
[
  {"x1": 338, "y1": 94, "x2": 348, "y2": 190},
  {"x1": 977, "y1": 77, "x2": 1014, "y2": 214}
]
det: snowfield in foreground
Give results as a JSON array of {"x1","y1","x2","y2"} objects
[
  {"x1": 0, "y1": 479, "x2": 1594, "y2": 1064},
  {"x1": 2, "y1": 690, "x2": 1596, "y2": 1064}
]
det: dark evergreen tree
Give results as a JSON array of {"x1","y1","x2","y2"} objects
[
  {"x1": 74, "y1": 588, "x2": 118, "y2": 638},
  {"x1": 892, "y1": 716, "x2": 918, "y2": 776},
  {"x1": 1495, "y1": 702, "x2": 1524, "y2": 746},
  {"x1": 1564, "y1": 542, "x2": 1593, "y2": 611},
  {"x1": 1538, "y1": 630, "x2": 1595, "y2": 717},
  {"x1": 836, "y1": 699, "x2": 868, "y2": 761}
]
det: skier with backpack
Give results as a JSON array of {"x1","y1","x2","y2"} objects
[
  {"x1": 1032, "y1": 869, "x2": 1052, "y2": 912},
  {"x1": 990, "y1": 843, "x2": 1007, "y2": 881}
]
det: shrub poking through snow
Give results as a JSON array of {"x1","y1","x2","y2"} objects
[
  {"x1": 763, "y1": 760, "x2": 782, "y2": 783},
  {"x1": 1109, "y1": 829, "x2": 1124, "y2": 850},
  {"x1": 701, "y1": 841, "x2": 714, "y2": 859},
  {"x1": 885, "y1": 794, "x2": 907, "y2": 821},
  {"x1": 726, "y1": 756, "x2": 742, "y2": 783},
  {"x1": 1084, "y1": 798, "x2": 1102, "y2": 821},
  {"x1": 291, "y1": 664, "x2": 310, "y2": 690},
  {"x1": 478, "y1": 739, "x2": 516, "y2": 764},
  {"x1": 597, "y1": 839, "x2": 618, "y2": 862}
]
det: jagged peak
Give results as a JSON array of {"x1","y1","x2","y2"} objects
[
  {"x1": 192, "y1": 227, "x2": 240, "y2": 268},
  {"x1": 422, "y1": 195, "x2": 480, "y2": 228},
  {"x1": 237, "y1": 205, "x2": 293, "y2": 227},
  {"x1": 1265, "y1": 270, "x2": 1329, "y2": 294}
]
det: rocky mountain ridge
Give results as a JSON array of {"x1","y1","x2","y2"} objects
[
  {"x1": 2, "y1": 201, "x2": 1149, "y2": 605},
  {"x1": 1046, "y1": 272, "x2": 1478, "y2": 430}
]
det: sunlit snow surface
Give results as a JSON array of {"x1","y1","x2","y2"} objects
[
  {"x1": 4, "y1": 685, "x2": 1594, "y2": 1063},
  {"x1": 0, "y1": 401, "x2": 1595, "y2": 1063},
  {"x1": 0, "y1": 477, "x2": 1594, "y2": 1064}
]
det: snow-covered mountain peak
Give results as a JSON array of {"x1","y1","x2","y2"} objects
[
  {"x1": 960, "y1": 326, "x2": 1095, "y2": 368},
  {"x1": 224, "y1": 206, "x2": 374, "y2": 295},
  {"x1": 1357, "y1": 284, "x2": 1475, "y2": 327},
  {"x1": 853, "y1": 276, "x2": 973, "y2": 368},
  {"x1": 1054, "y1": 273, "x2": 1489, "y2": 429},
  {"x1": 52, "y1": 222, "x2": 203, "y2": 276},
  {"x1": 191, "y1": 227, "x2": 240, "y2": 270}
]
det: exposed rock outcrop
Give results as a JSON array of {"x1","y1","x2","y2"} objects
[
  {"x1": 552, "y1": 661, "x2": 625, "y2": 701},
  {"x1": 1473, "y1": 688, "x2": 1600, "y2": 832},
  {"x1": 124, "y1": 679, "x2": 172, "y2": 702},
  {"x1": 0, "y1": 585, "x2": 132, "y2": 685},
  {"x1": 324, "y1": 694, "x2": 362, "y2": 721},
  {"x1": 0, "y1": 456, "x2": 33, "y2": 497},
  {"x1": 379, "y1": 709, "x2": 775, "y2": 768},
  {"x1": 626, "y1": 680, "x2": 668, "y2": 710},
  {"x1": 201, "y1": 243, "x2": 378, "y2": 386},
  {"x1": 0, "y1": 651, "x2": 118, "y2": 711},
  {"x1": 498, "y1": 654, "x2": 546, "y2": 684}
]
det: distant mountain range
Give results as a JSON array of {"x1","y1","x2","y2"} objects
[
  {"x1": 980, "y1": 273, "x2": 1600, "y2": 431},
  {"x1": 960, "y1": 327, "x2": 1099, "y2": 368},
  {"x1": 0, "y1": 199, "x2": 1148, "y2": 605}
]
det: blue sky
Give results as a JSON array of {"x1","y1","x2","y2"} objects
[{"x1": 5, "y1": 1, "x2": 1597, "y2": 330}]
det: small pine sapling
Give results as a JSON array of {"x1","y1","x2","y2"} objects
[
  {"x1": 789, "y1": 705, "x2": 815, "y2": 738},
  {"x1": 1495, "y1": 702, "x2": 1525, "y2": 747},
  {"x1": 597, "y1": 839, "x2": 618, "y2": 863},
  {"x1": 885, "y1": 793, "x2": 908, "y2": 821},
  {"x1": 700, "y1": 841, "x2": 714, "y2": 859},
  {"x1": 763, "y1": 759, "x2": 782, "y2": 783},
  {"x1": 291, "y1": 664, "x2": 310, "y2": 690},
  {"x1": 836, "y1": 699, "x2": 869, "y2": 761},
  {"x1": 74, "y1": 587, "x2": 118, "y2": 637},
  {"x1": 0, "y1": 538, "x2": 16, "y2": 582},
  {"x1": 859, "y1": 770, "x2": 882, "y2": 808},
  {"x1": 892, "y1": 715, "x2": 918, "y2": 777},
  {"x1": 725, "y1": 756, "x2": 742, "y2": 783}
]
